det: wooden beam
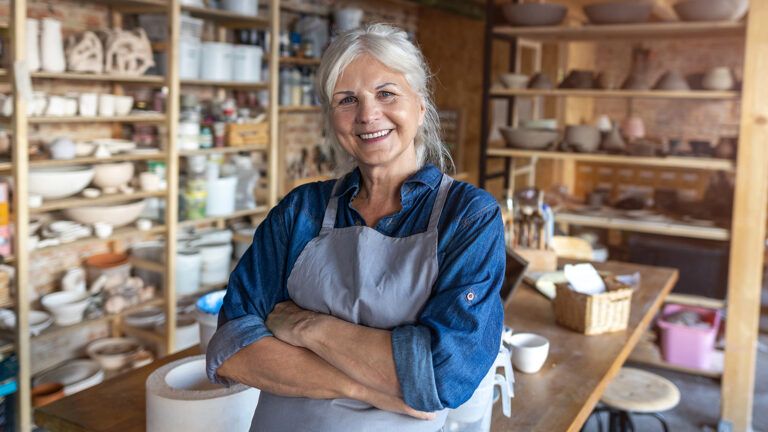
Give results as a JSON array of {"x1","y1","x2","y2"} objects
[
  {"x1": 720, "y1": 1, "x2": 768, "y2": 430},
  {"x1": 269, "y1": 0, "x2": 280, "y2": 205}
]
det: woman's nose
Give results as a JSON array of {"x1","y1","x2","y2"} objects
[{"x1": 355, "y1": 97, "x2": 380, "y2": 124}]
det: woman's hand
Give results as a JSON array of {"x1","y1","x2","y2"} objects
[
  {"x1": 266, "y1": 301, "x2": 320, "y2": 348},
  {"x1": 351, "y1": 385, "x2": 437, "y2": 421}
]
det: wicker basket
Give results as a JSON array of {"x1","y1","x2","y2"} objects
[{"x1": 553, "y1": 278, "x2": 633, "y2": 335}]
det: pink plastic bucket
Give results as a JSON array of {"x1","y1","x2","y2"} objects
[{"x1": 657, "y1": 303, "x2": 721, "y2": 370}]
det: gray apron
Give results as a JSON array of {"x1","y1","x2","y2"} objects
[{"x1": 250, "y1": 174, "x2": 453, "y2": 432}]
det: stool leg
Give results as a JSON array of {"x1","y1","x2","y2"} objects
[{"x1": 649, "y1": 412, "x2": 670, "y2": 432}]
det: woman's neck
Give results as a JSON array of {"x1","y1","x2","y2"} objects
[{"x1": 353, "y1": 159, "x2": 420, "y2": 226}]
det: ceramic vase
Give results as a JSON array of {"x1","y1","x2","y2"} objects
[
  {"x1": 26, "y1": 18, "x2": 41, "y2": 72},
  {"x1": 601, "y1": 123, "x2": 627, "y2": 153},
  {"x1": 621, "y1": 116, "x2": 646, "y2": 141},
  {"x1": 41, "y1": 18, "x2": 66, "y2": 73},
  {"x1": 702, "y1": 67, "x2": 735, "y2": 91}
]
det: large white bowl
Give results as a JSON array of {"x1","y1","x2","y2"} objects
[
  {"x1": 86, "y1": 337, "x2": 141, "y2": 370},
  {"x1": 63, "y1": 199, "x2": 147, "y2": 227},
  {"x1": 29, "y1": 166, "x2": 94, "y2": 199},
  {"x1": 40, "y1": 291, "x2": 91, "y2": 326},
  {"x1": 92, "y1": 162, "x2": 135, "y2": 189}
]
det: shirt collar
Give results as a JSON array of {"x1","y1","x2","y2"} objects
[{"x1": 335, "y1": 164, "x2": 443, "y2": 202}]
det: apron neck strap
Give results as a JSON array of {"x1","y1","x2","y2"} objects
[
  {"x1": 321, "y1": 179, "x2": 345, "y2": 232},
  {"x1": 427, "y1": 174, "x2": 453, "y2": 231}
]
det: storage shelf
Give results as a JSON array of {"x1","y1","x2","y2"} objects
[
  {"x1": 555, "y1": 211, "x2": 730, "y2": 241},
  {"x1": 180, "y1": 5, "x2": 269, "y2": 28},
  {"x1": 31, "y1": 72, "x2": 165, "y2": 84},
  {"x1": 23, "y1": 114, "x2": 166, "y2": 124},
  {"x1": 0, "y1": 341, "x2": 13, "y2": 355},
  {"x1": 32, "y1": 225, "x2": 166, "y2": 255},
  {"x1": 493, "y1": 21, "x2": 746, "y2": 41},
  {"x1": 180, "y1": 79, "x2": 268, "y2": 90},
  {"x1": 0, "y1": 161, "x2": 11, "y2": 172},
  {"x1": 486, "y1": 146, "x2": 736, "y2": 172},
  {"x1": 179, "y1": 145, "x2": 267, "y2": 156},
  {"x1": 31, "y1": 190, "x2": 166, "y2": 213},
  {"x1": 79, "y1": 0, "x2": 166, "y2": 8},
  {"x1": 279, "y1": 56, "x2": 321, "y2": 66},
  {"x1": 280, "y1": 2, "x2": 330, "y2": 16},
  {"x1": 179, "y1": 206, "x2": 269, "y2": 227},
  {"x1": 1, "y1": 255, "x2": 14, "y2": 264},
  {"x1": 29, "y1": 152, "x2": 167, "y2": 168},
  {"x1": 279, "y1": 105, "x2": 322, "y2": 113},
  {"x1": 489, "y1": 87, "x2": 740, "y2": 100},
  {"x1": 119, "y1": 324, "x2": 165, "y2": 345}
]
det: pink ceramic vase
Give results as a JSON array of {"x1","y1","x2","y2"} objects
[{"x1": 621, "y1": 116, "x2": 646, "y2": 141}]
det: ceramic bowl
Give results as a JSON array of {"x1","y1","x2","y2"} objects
[
  {"x1": 29, "y1": 166, "x2": 95, "y2": 199},
  {"x1": 501, "y1": 3, "x2": 568, "y2": 27},
  {"x1": 653, "y1": 71, "x2": 691, "y2": 91},
  {"x1": 113, "y1": 96, "x2": 134, "y2": 116},
  {"x1": 520, "y1": 119, "x2": 558, "y2": 130},
  {"x1": 584, "y1": 1, "x2": 652, "y2": 24},
  {"x1": 500, "y1": 127, "x2": 560, "y2": 150},
  {"x1": 674, "y1": 0, "x2": 740, "y2": 22},
  {"x1": 124, "y1": 306, "x2": 165, "y2": 329},
  {"x1": 86, "y1": 337, "x2": 141, "y2": 370},
  {"x1": 559, "y1": 70, "x2": 595, "y2": 89},
  {"x1": 40, "y1": 291, "x2": 91, "y2": 326},
  {"x1": 528, "y1": 73, "x2": 554, "y2": 89},
  {"x1": 33, "y1": 359, "x2": 104, "y2": 396},
  {"x1": 0, "y1": 308, "x2": 53, "y2": 335},
  {"x1": 31, "y1": 382, "x2": 65, "y2": 407},
  {"x1": 63, "y1": 199, "x2": 147, "y2": 227},
  {"x1": 92, "y1": 162, "x2": 135, "y2": 189},
  {"x1": 84, "y1": 252, "x2": 131, "y2": 289},
  {"x1": 563, "y1": 125, "x2": 601, "y2": 152},
  {"x1": 499, "y1": 73, "x2": 530, "y2": 89}
]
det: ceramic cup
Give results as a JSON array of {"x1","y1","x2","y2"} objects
[
  {"x1": 79, "y1": 93, "x2": 98, "y2": 117},
  {"x1": 98, "y1": 94, "x2": 115, "y2": 117},
  {"x1": 94, "y1": 222, "x2": 113, "y2": 239},
  {"x1": 139, "y1": 172, "x2": 161, "y2": 192},
  {"x1": 508, "y1": 332, "x2": 550, "y2": 374}
]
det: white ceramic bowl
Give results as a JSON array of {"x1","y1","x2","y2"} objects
[
  {"x1": 29, "y1": 166, "x2": 95, "y2": 199},
  {"x1": 63, "y1": 199, "x2": 147, "y2": 227},
  {"x1": 33, "y1": 359, "x2": 104, "y2": 395},
  {"x1": 499, "y1": 73, "x2": 530, "y2": 89},
  {"x1": 113, "y1": 95, "x2": 134, "y2": 116},
  {"x1": 40, "y1": 291, "x2": 91, "y2": 326},
  {"x1": 0, "y1": 308, "x2": 53, "y2": 335},
  {"x1": 92, "y1": 162, "x2": 135, "y2": 189},
  {"x1": 86, "y1": 337, "x2": 141, "y2": 370}
]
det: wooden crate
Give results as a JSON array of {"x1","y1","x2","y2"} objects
[{"x1": 226, "y1": 122, "x2": 268, "y2": 147}]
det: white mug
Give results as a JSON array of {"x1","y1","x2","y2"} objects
[
  {"x1": 139, "y1": 172, "x2": 161, "y2": 192},
  {"x1": 79, "y1": 93, "x2": 98, "y2": 117},
  {"x1": 98, "y1": 94, "x2": 115, "y2": 117},
  {"x1": 508, "y1": 333, "x2": 550, "y2": 374}
]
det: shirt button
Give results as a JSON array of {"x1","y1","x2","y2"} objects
[
  {"x1": 466, "y1": 292, "x2": 475, "y2": 301},
  {"x1": 355, "y1": 221, "x2": 361, "y2": 226}
]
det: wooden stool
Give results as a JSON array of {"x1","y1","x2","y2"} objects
[{"x1": 583, "y1": 367, "x2": 681, "y2": 432}]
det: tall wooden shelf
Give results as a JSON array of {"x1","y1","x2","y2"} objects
[
  {"x1": 3, "y1": 0, "x2": 281, "y2": 429},
  {"x1": 478, "y1": 2, "x2": 767, "y2": 429}
]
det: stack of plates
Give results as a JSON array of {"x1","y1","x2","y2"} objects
[
  {"x1": 0, "y1": 309, "x2": 53, "y2": 336},
  {"x1": 34, "y1": 359, "x2": 104, "y2": 395},
  {"x1": 124, "y1": 307, "x2": 165, "y2": 329}
]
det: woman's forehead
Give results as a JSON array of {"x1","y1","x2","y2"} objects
[{"x1": 334, "y1": 54, "x2": 410, "y2": 90}]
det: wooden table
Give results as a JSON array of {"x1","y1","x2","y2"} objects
[
  {"x1": 493, "y1": 260, "x2": 677, "y2": 432},
  {"x1": 35, "y1": 261, "x2": 676, "y2": 432}
]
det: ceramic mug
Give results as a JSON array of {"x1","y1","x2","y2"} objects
[
  {"x1": 98, "y1": 94, "x2": 115, "y2": 117},
  {"x1": 509, "y1": 333, "x2": 550, "y2": 373},
  {"x1": 79, "y1": 93, "x2": 98, "y2": 117},
  {"x1": 139, "y1": 172, "x2": 161, "y2": 192}
]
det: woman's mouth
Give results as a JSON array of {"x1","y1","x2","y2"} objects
[{"x1": 357, "y1": 129, "x2": 393, "y2": 143}]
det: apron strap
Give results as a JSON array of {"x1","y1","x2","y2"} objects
[
  {"x1": 321, "y1": 179, "x2": 345, "y2": 232},
  {"x1": 427, "y1": 174, "x2": 453, "y2": 231}
]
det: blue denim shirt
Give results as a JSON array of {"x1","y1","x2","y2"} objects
[{"x1": 206, "y1": 164, "x2": 506, "y2": 411}]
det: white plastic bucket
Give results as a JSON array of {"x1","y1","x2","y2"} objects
[
  {"x1": 176, "y1": 248, "x2": 202, "y2": 296},
  {"x1": 223, "y1": 0, "x2": 259, "y2": 16},
  {"x1": 198, "y1": 242, "x2": 233, "y2": 285},
  {"x1": 200, "y1": 42, "x2": 233, "y2": 81},
  {"x1": 179, "y1": 38, "x2": 201, "y2": 79},
  {"x1": 232, "y1": 45, "x2": 263, "y2": 82},
  {"x1": 206, "y1": 177, "x2": 237, "y2": 216}
]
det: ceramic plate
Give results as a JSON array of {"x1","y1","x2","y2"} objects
[{"x1": 34, "y1": 359, "x2": 103, "y2": 395}]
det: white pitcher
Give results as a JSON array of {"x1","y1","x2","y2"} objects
[
  {"x1": 41, "y1": 18, "x2": 66, "y2": 73},
  {"x1": 26, "y1": 18, "x2": 40, "y2": 72}
]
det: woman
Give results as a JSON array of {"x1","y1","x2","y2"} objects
[{"x1": 206, "y1": 24, "x2": 506, "y2": 431}]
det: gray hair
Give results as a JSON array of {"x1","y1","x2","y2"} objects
[{"x1": 316, "y1": 23, "x2": 453, "y2": 174}]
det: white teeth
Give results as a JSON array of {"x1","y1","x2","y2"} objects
[{"x1": 359, "y1": 130, "x2": 390, "y2": 139}]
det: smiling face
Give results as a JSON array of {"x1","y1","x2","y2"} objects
[{"x1": 330, "y1": 54, "x2": 426, "y2": 173}]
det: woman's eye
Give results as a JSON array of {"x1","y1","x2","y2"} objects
[
  {"x1": 339, "y1": 96, "x2": 356, "y2": 105},
  {"x1": 379, "y1": 91, "x2": 395, "y2": 99}
]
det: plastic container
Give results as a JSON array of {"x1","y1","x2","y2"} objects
[
  {"x1": 198, "y1": 243, "x2": 233, "y2": 285},
  {"x1": 657, "y1": 304, "x2": 721, "y2": 370},
  {"x1": 199, "y1": 42, "x2": 233, "y2": 81},
  {"x1": 223, "y1": 0, "x2": 259, "y2": 16},
  {"x1": 231, "y1": 45, "x2": 263, "y2": 82},
  {"x1": 176, "y1": 248, "x2": 202, "y2": 296},
  {"x1": 179, "y1": 38, "x2": 201, "y2": 80},
  {"x1": 196, "y1": 290, "x2": 227, "y2": 351},
  {"x1": 206, "y1": 177, "x2": 237, "y2": 216}
]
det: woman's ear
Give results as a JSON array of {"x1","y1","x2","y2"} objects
[{"x1": 418, "y1": 98, "x2": 426, "y2": 126}]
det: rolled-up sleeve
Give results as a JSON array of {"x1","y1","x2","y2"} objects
[
  {"x1": 206, "y1": 202, "x2": 292, "y2": 384},
  {"x1": 392, "y1": 199, "x2": 505, "y2": 410}
]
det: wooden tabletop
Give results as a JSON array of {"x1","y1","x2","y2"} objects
[
  {"x1": 493, "y1": 260, "x2": 677, "y2": 432},
  {"x1": 35, "y1": 260, "x2": 677, "y2": 432}
]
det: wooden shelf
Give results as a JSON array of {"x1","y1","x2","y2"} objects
[
  {"x1": 279, "y1": 56, "x2": 321, "y2": 66},
  {"x1": 555, "y1": 211, "x2": 730, "y2": 241},
  {"x1": 31, "y1": 190, "x2": 166, "y2": 213},
  {"x1": 29, "y1": 152, "x2": 167, "y2": 168},
  {"x1": 486, "y1": 146, "x2": 736, "y2": 172},
  {"x1": 279, "y1": 105, "x2": 322, "y2": 113},
  {"x1": 0, "y1": 161, "x2": 11, "y2": 172},
  {"x1": 24, "y1": 114, "x2": 166, "y2": 124},
  {"x1": 179, "y1": 206, "x2": 269, "y2": 227},
  {"x1": 0, "y1": 341, "x2": 13, "y2": 356},
  {"x1": 31, "y1": 72, "x2": 165, "y2": 84},
  {"x1": 489, "y1": 87, "x2": 740, "y2": 100},
  {"x1": 179, "y1": 145, "x2": 267, "y2": 156},
  {"x1": 180, "y1": 5, "x2": 269, "y2": 28},
  {"x1": 180, "y1": 79, "x2": 268, "y2": 90},
  {"x1": 1, "y1": 255, "x2": 14, "y2": 264},
  {"x1": 280, "y1": 2, "x2": 330, "y2": 16},
  {"x1": 79, "y1": 0, "x2": 166, "y2": 8},
  {"x1": 119, "y1": 324, "x2": 164, "y2": 345},
  {"x1": 32, "y1": 225, "x2": 166, "y2": 255},
  {"x1": 493, "y1": 21, "x2": 746, "y2": 41}
]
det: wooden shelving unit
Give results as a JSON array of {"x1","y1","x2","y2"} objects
[
  {"x1": 489, "y1": 87, "x2": 740, "y2": 100},
  {"x1": 279, "y1": 105, "x2": 322, "y2": 113},
  {"x1": 178, "y1": 206, "x2": 269, "y2": 228},
  {"x1": 492, "y1": 21, "x2": 746, "y2": 41},
  {"x1": 3, "y1": 0, "x2": 281, "y2": 428},
  {"x1": 279, "y1": 56, "x2": 322, "y2": 66},
  {"x1": 555, "y1": 211, "x2": 730, "y2": 241}
]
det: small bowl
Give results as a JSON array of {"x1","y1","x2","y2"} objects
[
  {"x1": 563, "y1": 125, "x2": 601, "y2": 153},
  {"x1": 41, "y1": 291, "x2": 91, "y2": 326},
  {"x1": 86, "y1": 337, "x2": 141, "y2": 370},
  {"x1": 501, "y1": 3, "x2": 568, "y2": 27},
  {"x1": 520, "y1": 119, "x2": 558, "y2": 130},
  {"x1": 499, "y1": 73, "x2": 530, "y2": 89},
  {"x1": 113, "y1": 96, "x2": 134, "y2": 116},
  {"x1": 653, "y1": 71, "x2": 690, "y2": 91},
  {"x1": 584, "y1": 1, "x2": 652, "y2": 24},
  {"x1": 92, "y1": 162, "x2": 135, "y2": 189},
  {"x1": 674, "y1": 0, "x2": 738, "y2": 22},
  {"x1": 63, "y1": 199, "x2": 147, "y2": 227},
  {"x1": 500, "y1": 127, "x2": 560, "y2": 150}
]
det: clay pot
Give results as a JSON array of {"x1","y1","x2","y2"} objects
[
  {"x1": 653, "y1": 71, "x2": 691, "y2": 91},
  {"x1": 41, "y1": 18, "x2": 66, "y2": 73},
  {"x1": 595, "y1": 71, "x2": 622, "y2": 90},
  {"x1": 714, "y1": 137, "x2": 738, "y2": 160},
  {"x1": 32, "y1": 382, "x2": 65, "y2": 407},
  {"x1": 601, "y1": 123, "x2": 627, "y2": 153},
  {"x1": 621, "y1": 72, "x2": 649, "y2": 90},
  {"x1": 528, "y1": 73, "x2": 553, "y2": 90},
  {"x1": 562, "y1": 125, "x2": 601, "y2": 153},
  {"x1": 689, "y1": 140, "x2": 714, "y2": 157},
  {"x1": 501, "y1": 3, "x2": 568, "y2": 26},
  {"x1": 621, "y1": 116, "x2": 646, "y2": 141},
  {"x1": 702, "y1": 67, "x2": 735, "y2": 91},
  {"x1": 559, "y1": 70, "x2": 595, "y2": 89}
]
